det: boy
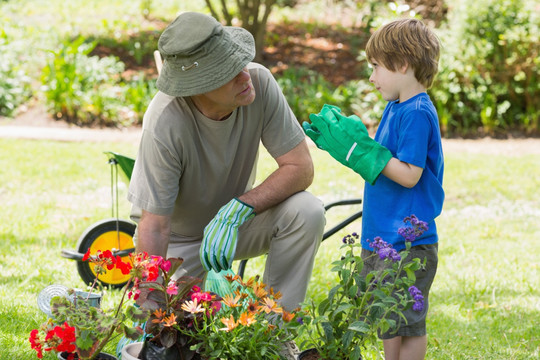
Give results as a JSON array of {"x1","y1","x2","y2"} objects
[{"x1": 304, "y1": 18, "x2": 444, "y2": 360}]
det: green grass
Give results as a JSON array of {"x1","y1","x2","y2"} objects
[{"x1": 2, "y1": 138, "x2": 539, "y2": 359}]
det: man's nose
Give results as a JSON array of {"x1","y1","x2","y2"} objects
[{"x1": 236, "y1": 68, "x2": 250, "y2": 82}]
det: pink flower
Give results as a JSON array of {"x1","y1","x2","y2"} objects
[
  {"x1": 209, "y1": 301, "x2": 222, "y2": 315},
  {"x1": 166, "y1": 280, "x2": 178, "y2": 295},
  {"x1": 160, "y1": 260, "x2": 171, "y2": 272},
  {"x1": 191, "y1": 291, "x2": 211, "y2": 303}
]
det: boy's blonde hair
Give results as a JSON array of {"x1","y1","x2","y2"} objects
[{"x1": 365, "y1": 18, "x2": 440, "y2": 88}]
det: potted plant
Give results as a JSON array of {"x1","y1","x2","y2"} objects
[
  {"x1": 131, "y1": 255, "x2": 221, "y2": 360},
  {"x1": 185, "y1": 274, "x2": 301, "y2": 360},
  {"x1": 296, "y1": 216, "x2": 428, "y2": 360},
  {"x1": 29, "y1": 250, "x2": 157, "y2": 360}
]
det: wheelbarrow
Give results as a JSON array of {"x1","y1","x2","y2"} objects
[
  {"x1": 61, "y1": 152, "x2": 137, "y2": 288},
  {"x1": 61, "y1": 151, "x2": 363, "y2": 286}
]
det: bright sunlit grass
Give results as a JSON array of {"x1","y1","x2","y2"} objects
[{"x1": 2, "y1": 139, "x2": 539, "y2": 360}]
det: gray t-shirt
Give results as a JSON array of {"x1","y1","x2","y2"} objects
[{"x1": 128, "y1": 63, "x2": 305, "y2": 237}]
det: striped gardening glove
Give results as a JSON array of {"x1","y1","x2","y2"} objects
[
  {"x1": 303, "y1": 104, "x2": 392, "y2": 185},
  {"x1": 200, "y1": 198, "x2": 255, "y2": 272}
]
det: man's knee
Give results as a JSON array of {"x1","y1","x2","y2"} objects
[{"x1": 285, "y1": 191, "x2": 325, "y2": 233}]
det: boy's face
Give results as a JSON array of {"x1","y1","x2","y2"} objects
[{"x1": 369, "y1": 60, "x2": 405, "y2": 102}]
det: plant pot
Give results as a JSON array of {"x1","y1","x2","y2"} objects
[
  {"x1": 298, "y1": 348, "x2": 321, "y2": 360},
  {"x1": 138, "y1": 339, "x2": 202, "y2": 360},
  {"x1": 71, "y1": 289, "x2": 102, "y2": 308},
  {"x1": 297, "y1": 348, "x2": 361, "y2": 360},
  {"x1": 57, "y1": 352, "x2": 117, "y2": 360},
  {"x1": 121, "y1": 342, "x2": 144, "y2": 360}
]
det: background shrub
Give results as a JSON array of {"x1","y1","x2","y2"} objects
[
  {"x1": 277, "y1": 66, "x2": 386, "y2": 130},
  {"x1": 1, "y1": 0, "x2": 538, "y2": 137},
  {"x1": 41, "y1": 36, "x2": 156, "y2": 127},
  {"x1": 432, "y1": 0, "x2": 539, "y2": 137},
  {"x1": 0, "y1": 36, "x2": 32, "y2": 117}
]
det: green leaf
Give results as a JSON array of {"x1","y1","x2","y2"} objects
[
  {"x1": 342, "y1": 329, "x2": 354, "y2": 348},
  {"x1": 351, "y1": 346, "x2": 362, "y2": 360},
  {"x1": 348, "y1": 321, "x2": 370, "y2": 334},
  {"x1": 321, "y1": 321, "x2": 335, "y2": 341}
]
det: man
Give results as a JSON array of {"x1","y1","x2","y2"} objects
[{"x1": 127, "y1": 12, "x2": 324, "y2": 315}]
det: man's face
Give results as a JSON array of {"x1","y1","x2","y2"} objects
[{"x1": 203, "y1": 67, "x2": 256, "y2": 111}]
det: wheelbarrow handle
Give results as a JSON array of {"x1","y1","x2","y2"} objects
[{"x1": 61, "y1": 248, "x2": 135, "y2": 261}]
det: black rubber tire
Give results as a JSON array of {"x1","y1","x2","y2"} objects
[{"x1": 76, "y1": 218, "x2": 136, "y2": 288}]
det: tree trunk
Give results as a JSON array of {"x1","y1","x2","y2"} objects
[{"x1": 205, "y1": 0, "x2": 277, "y2": 62}]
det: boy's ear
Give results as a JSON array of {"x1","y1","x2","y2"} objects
[{"x1": 399, "y1": 63, "x2": 409, "y2": 74}]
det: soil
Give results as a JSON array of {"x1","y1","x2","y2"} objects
[{"x1": 298, "y1": 348, "x2": 323, "y2": 360}]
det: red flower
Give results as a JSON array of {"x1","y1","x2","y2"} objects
[
  {"x1": 29, "y1": 329, "x2": 43, "y2": 358},
  {"x1": 29, "y1": 322, "x2": 76, "y2": 359},
  {"x1": 115, "y1": 255, "x2": 133, "y2": 275}
]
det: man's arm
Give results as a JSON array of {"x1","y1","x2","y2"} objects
[
  {"x1": 238, "y1": 139, "x2": 314, "y2": 213},
  {"x1": 381, "y1": 157, "x2": 423, "y2": 188},
  {"x1": 135, "y1": 210, "x2": 172, "y2": 257}
]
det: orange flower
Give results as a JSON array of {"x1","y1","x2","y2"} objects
[
  {"x1": 269, "y1": 288, "x2": 283, "y2": 300},
  {"x1": 282, "y1": 310, "x2": 295, "y2": 322},
  {"x1": 222, "y1": 293, "x2": 242, "y2": 308},
  {"x1": 219, "y1": 315, "x2": 238, "y2": 331},
  {"x1": 261, "y1": 297, "x2": 282, "y2": 314},
  {"x1": 252, "y1": 282, "x2": 268, "y2": 299},
  {"x1": 246, "y1": 299, "x2": 261, "y2": 314},
  {"x1": 162, "y1": 313, "x2": 177, "y2": 327},
  {"x1": 238, "y1": 311, "x2": 257, "y2": 326},
  {"x1": 151, "y1": 309, "x2": 177, "y2": 327},
  {"x1": 151, "y1": 308, "x2": 167, "y2": 323},
  {"x1": 243, "y1": 277, "x2": 255, "y2": 288},
  {"x1": 224, "y1": 273, "x2": 241, "y2": 283}
]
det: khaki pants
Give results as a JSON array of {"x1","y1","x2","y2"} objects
[{"x1": 166, "y1": 191, "x2": 325, "y2": 311}]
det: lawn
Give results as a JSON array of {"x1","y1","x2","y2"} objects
[{"x1": 0, "y1": 138, "x2": 538, "y2": 359}]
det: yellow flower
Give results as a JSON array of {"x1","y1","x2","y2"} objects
[
  {"x1": 181, "y1": 299, "x2": 205, "y2": 314},
  {"x1": 238, "y1": 311, "x2": 257, "y2": 327},
  {"x1": 219, "y1": 315, "x2": 238, "y2": 332}
]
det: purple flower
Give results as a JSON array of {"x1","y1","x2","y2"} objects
[
  {"x1": 369, "y1": 236, "x2": 388, "y2": 251},
  {"x1": 408, "y1": 286, "x2": 424, "y2": 311},
  {"x1": 342, "y1": 233, "x2": 359, "y2": 244},
  {"x1": 412, "y1": 299, "x2": 424, "y2": 312},
  {"x1": 398, "y1": 215, "x2": 429, "y2": 242},
  {"x1": 377, "y1": 247, "x2": 401, "y2": 261},
  {"x1": 368, "y1": 237, "x2": 401, "y2": 262}
]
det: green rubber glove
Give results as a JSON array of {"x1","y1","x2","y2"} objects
[
  {"x1": 200, "y1": 198, "x2": 255, "y2": 272},
  {"x1": 303, "y1": 105, "x2": 393, "y2": 185}
]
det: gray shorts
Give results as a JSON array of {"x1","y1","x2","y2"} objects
[{"x1": 361, "y1": 243, "x2": 438, "y2": 339}]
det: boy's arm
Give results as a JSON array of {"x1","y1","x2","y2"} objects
[{"x1": 381, "y1": 158, "x2": 423, "y2": 188}]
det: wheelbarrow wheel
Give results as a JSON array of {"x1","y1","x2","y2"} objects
[{"x1": 76, "y1": 218, "x2": 136, "y2": 288}]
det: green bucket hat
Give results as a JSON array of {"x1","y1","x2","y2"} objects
[{"x1": 156, "y1": 12, "x2": 256, "y2": 97}]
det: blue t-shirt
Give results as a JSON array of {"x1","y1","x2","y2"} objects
[{"x1": 361, "y1": 92, "x2": 444, "y2": 251}]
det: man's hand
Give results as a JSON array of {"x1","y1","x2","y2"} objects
[
  {"x1": 200, "y1": 198, "x2": 255, "y2": 272},
  {"x1": 303, "y1": 104, "x2": 392, "y2": 185}
]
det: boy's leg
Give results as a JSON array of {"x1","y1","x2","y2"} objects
[
  {"x1": 383, "y1": 335, "x2": 427, "y2": 360},
  {"x1": 363, "y1": 244, "x2": 438, "y2": 360}
]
